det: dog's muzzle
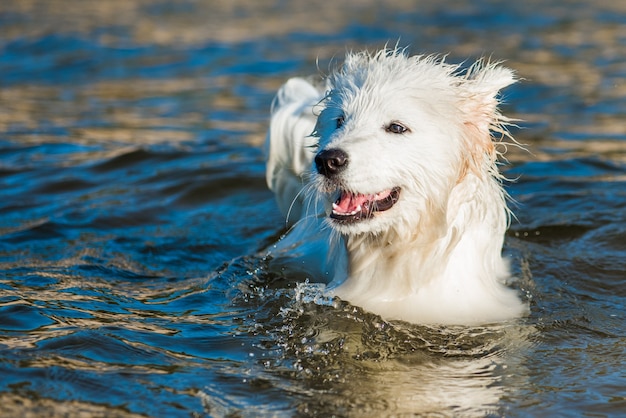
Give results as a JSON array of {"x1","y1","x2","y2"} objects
[{"x1": 314, "y1": 148, "x2": 401, "y2": 224}]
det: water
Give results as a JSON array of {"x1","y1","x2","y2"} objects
[{"x1": 1, "y1": 0, "x2": 625, "y2": 416}]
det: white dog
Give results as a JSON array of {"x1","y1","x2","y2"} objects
[{"x1": 265, "y1": 48, "x2": 529, "y2": 325}]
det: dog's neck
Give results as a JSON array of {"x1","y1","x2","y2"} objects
[{"x1": 332, "y1": 172, "x2": 510, "y2": 321}]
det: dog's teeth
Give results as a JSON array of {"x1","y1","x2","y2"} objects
[{"x1": 332, "y1": 203, "x2": 362, "y2": 216}]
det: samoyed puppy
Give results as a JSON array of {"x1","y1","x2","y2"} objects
[{"x1": 265, "y1": 48, "x2": 529, "y2": 325}]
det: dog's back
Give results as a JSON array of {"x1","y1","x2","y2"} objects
[{"x1": 265, "y1": 77, "x2": 322, "y2": 226}]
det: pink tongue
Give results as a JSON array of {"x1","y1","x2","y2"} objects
[
  {"x1": 335, "y1": 192, "x2": 370, "y2": 214},
  {"x1": 334, "y1": 190, "x2": 394, "y2": 214}
]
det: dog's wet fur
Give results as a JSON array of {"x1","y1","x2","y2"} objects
[{"x1": 265, "y1": 48, "x2": 529, "y2": 325}]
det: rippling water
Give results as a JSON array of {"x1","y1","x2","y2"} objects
[{"x1": 1, "y1": 0, "x2": 625, "y2": 416}]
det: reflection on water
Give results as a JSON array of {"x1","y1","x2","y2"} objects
[
  {"x1": 199, "y1": 275, "x2": 535, "y2": 417},
  {"x1": 1, "y1": 0, "x2": 625, "y2": 416}
]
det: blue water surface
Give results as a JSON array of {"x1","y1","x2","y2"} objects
[{"x1": 0, "y1": 0, "x2": 624, "y2": 416}]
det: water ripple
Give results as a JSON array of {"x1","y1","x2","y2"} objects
[{"x1": 1, "y1": 0, "x2": 625, "y2": 416}]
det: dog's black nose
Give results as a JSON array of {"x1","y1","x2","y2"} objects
[{"x1": 315, "y1": 148, "x2": 348, "y2": 177}]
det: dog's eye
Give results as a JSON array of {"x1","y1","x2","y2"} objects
[
  {"x1": 386, "y1": 122, "x2": 408, "y2": 134},
  {"x1": 336, "y1": 115, "x2": 345, "y2": 129}
]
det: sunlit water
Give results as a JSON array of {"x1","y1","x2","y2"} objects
[{"x1": 1, "y1": 1, "x2": 625, "y2": 416}]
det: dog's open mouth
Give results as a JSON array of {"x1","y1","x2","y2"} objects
[{"x1": 330, "y1": 187, "x2": 401, "y2": 223}]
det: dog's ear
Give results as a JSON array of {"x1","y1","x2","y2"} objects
[
  {"x1": 461, "y1": 61, "x2": 515, "y2": 134},
  {"x1": 458, "y1": 61, "x2": 516, "y2": 176}
]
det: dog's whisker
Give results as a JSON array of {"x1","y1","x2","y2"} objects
[{"x1": 285, "y1": 185, "x2": 307, "y2": 228}]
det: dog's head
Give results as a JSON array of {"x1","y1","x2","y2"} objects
[{"x1": 312, "y1": 49, "x2": 516, "y2": 237}]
